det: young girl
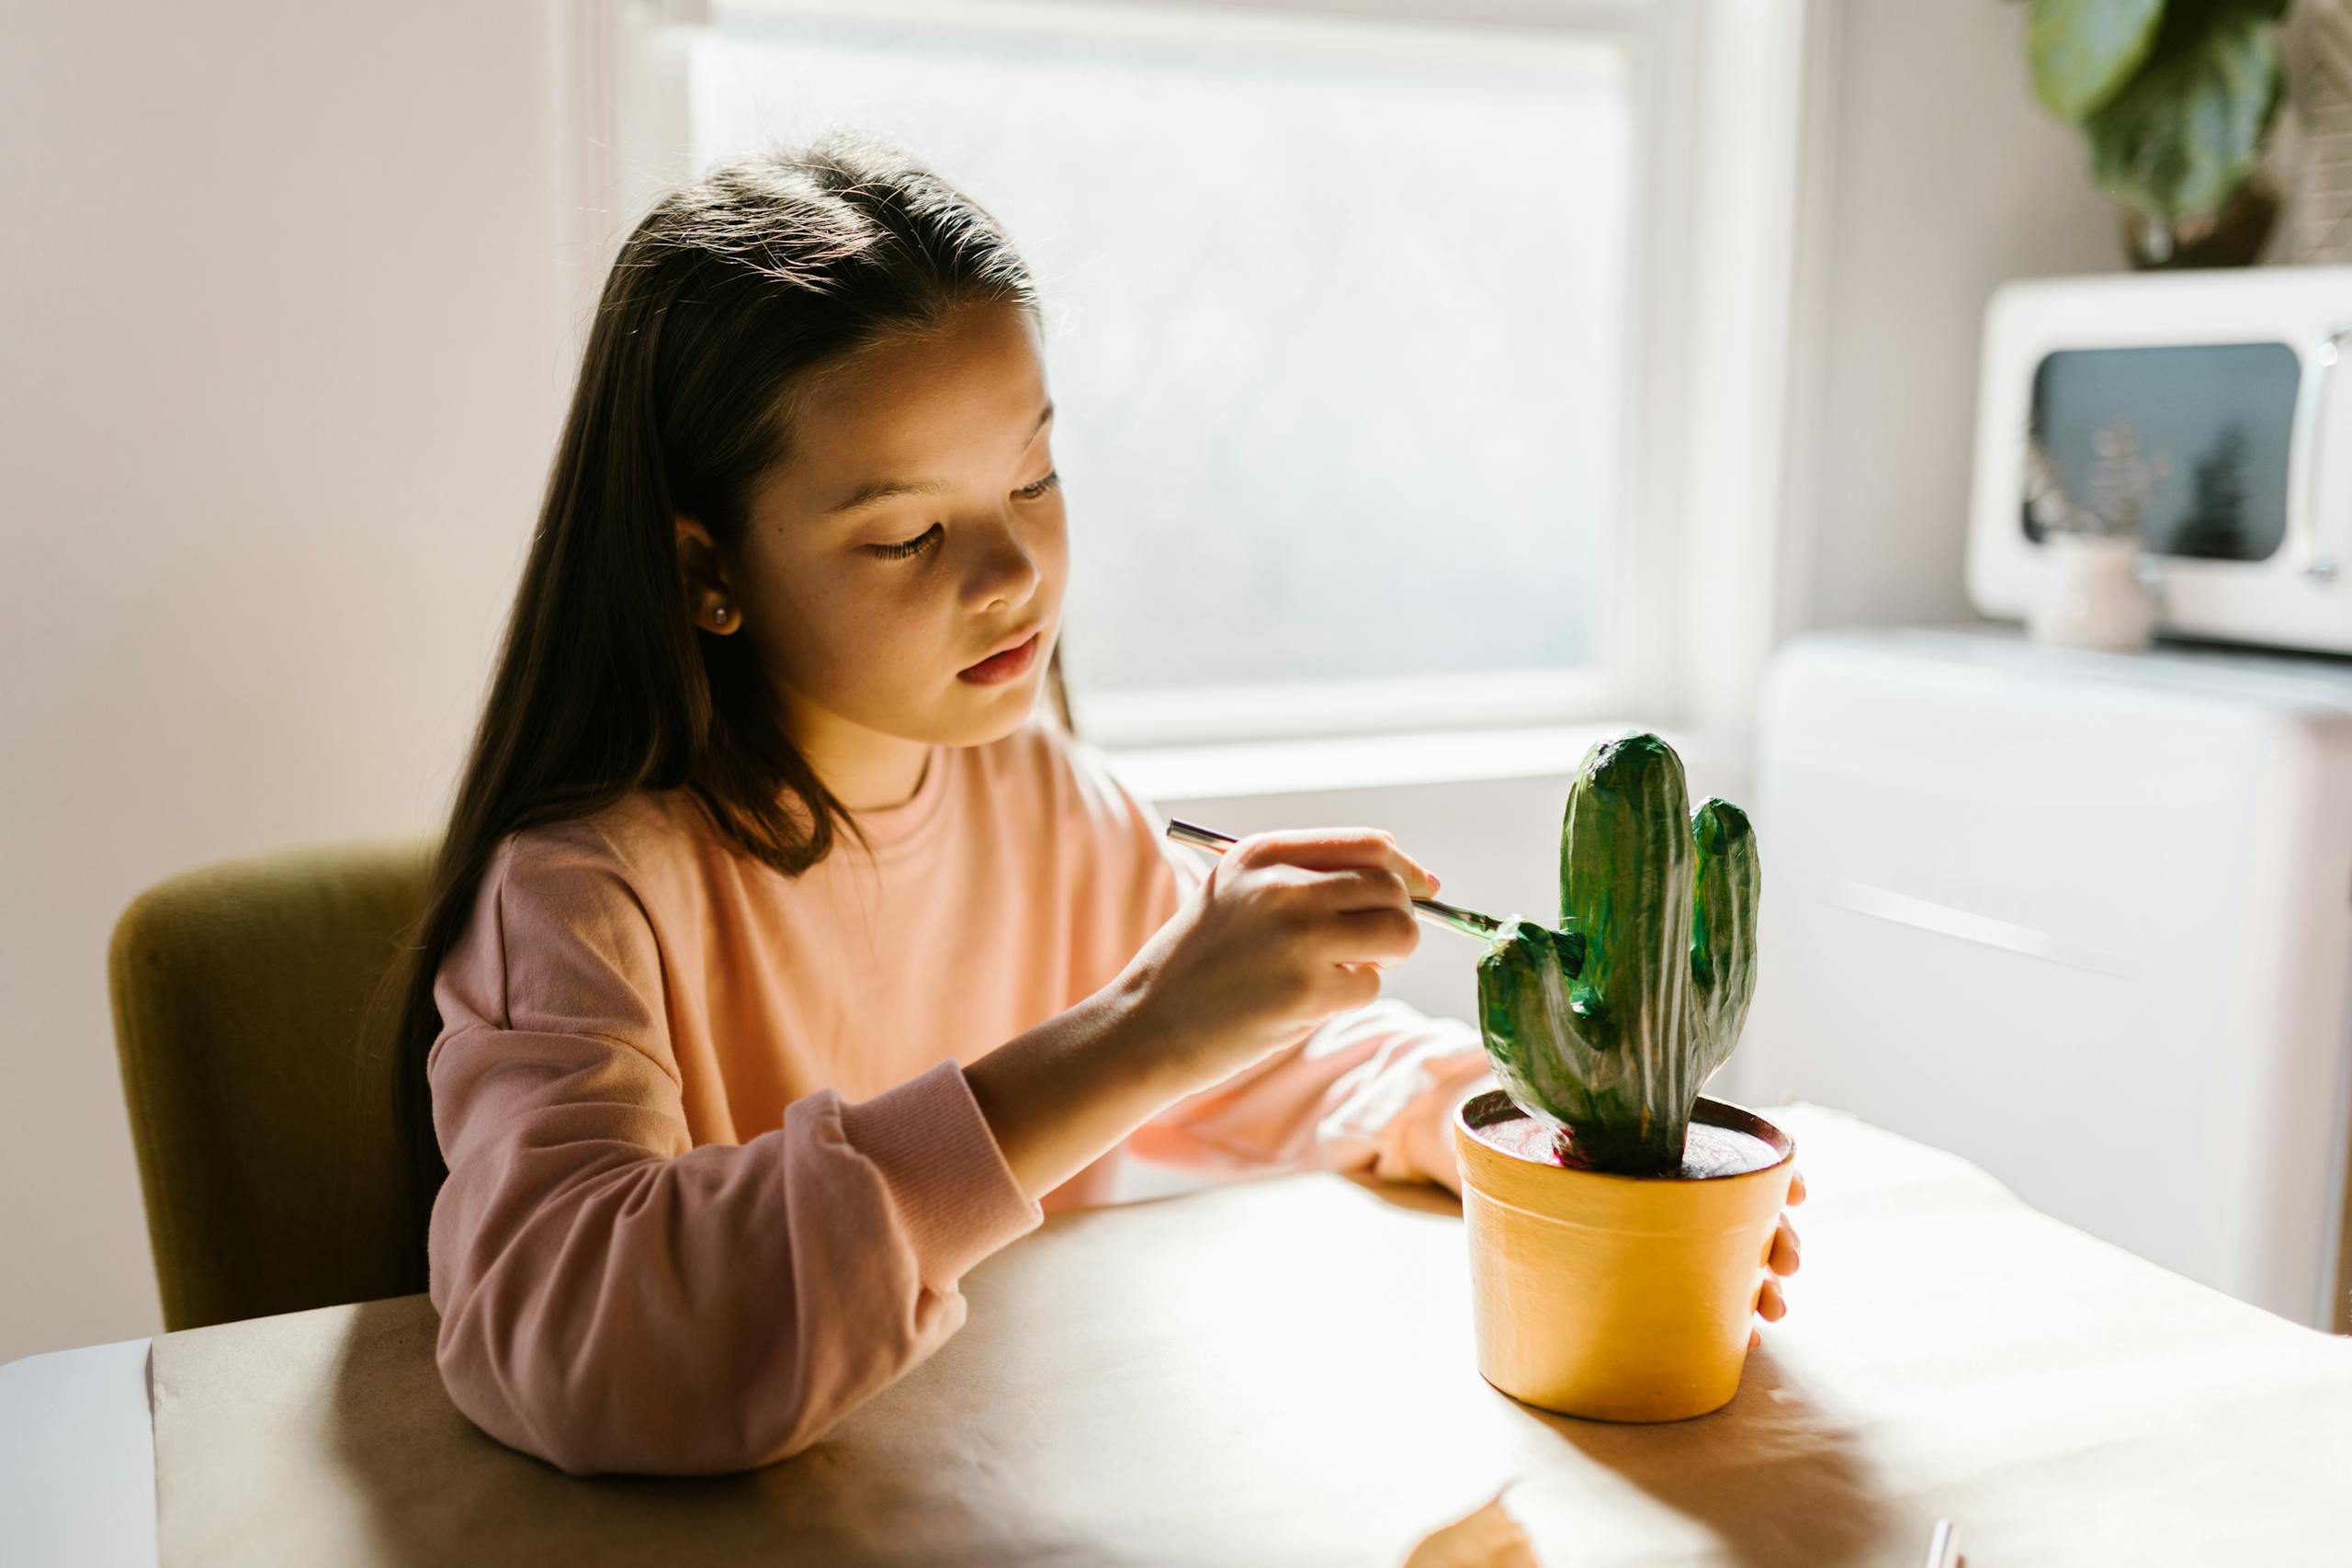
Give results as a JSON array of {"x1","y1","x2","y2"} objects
[{"x1": 388, "y1": 134, "x2": 1801, "y2": 1478}]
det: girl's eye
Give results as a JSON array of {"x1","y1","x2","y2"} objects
[
  {"x1": 863, "y1": 476, "x2": 1054, "y2": 560},
  {"x1": 867, "y1": 523, "x2": 943, "y2": 561}
]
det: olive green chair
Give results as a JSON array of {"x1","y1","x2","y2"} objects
[{"x1": 107, "y1": 835, "x2": 438, "y2": 1332}]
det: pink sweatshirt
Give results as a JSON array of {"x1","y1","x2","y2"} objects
[{"x1": 425, "y1": 715, "x2": 1492, "y2": 1475}]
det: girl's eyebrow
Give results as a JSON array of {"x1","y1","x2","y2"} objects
[{"x1": 825, "y1": 403, "x2": 1054, "y2": 515}]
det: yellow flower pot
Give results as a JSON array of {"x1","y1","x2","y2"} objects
[{"x1": 1452, "y1": 1089, "x2": 1794, "y2": 1423}]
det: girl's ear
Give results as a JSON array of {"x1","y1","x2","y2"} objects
[{"x1": 673, "y1": 514, "x2": 741, "y2": 636}]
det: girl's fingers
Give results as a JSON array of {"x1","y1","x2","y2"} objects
[
  {"x1": 1238, "y1": 829, "x2": 1440, "y2": 898},
  {"x1": 1302, "y1": 866, "x2": 1417, "y2": 913},
  {"x1": 1788, "y1": 1170, "x2": 1808, "y2": 1205},
  {"x1": 1756, "y1": 1277, "x2": 1787, "y2": 1322},
  {"x1": 1327, "y1": 904, "x2": 1421, "y2": 965},
  {"x1": 1770, "y1": 1215, "x2": 1801, "y2": 1276},
  {"x1": 1748, "y1": 1327, "x2": 1762, "y2": 1350},
  {"x1": 1327, "y1": 960, "x2": 1385, "y2": 1011}
]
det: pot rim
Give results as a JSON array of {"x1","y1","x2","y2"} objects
[{"x1": 1453, "y1": 1089, "x2": 1794, "y2": 1185}]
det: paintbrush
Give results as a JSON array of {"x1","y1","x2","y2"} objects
[{"x1": 1163, "y1": 818, "x2": 1505, "y2": 942}]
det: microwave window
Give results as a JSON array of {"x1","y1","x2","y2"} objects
[{"x1": 2024, "y1": 342, "x2": 2298, "y2": 562}]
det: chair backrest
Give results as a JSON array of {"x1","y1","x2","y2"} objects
[{"x1": 108, "y1": 835, "x2": 438, "y2": 1331}]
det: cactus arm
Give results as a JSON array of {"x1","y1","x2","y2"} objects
[
  {"x1": 1476, "y1": 919, "x2": 1600, "y2": 1134},
  {"x1": 1689, "y1": 797, "x2": 1760, "y2": 1087},
  {"x1": 1475, "y1": 919, "x2": 1678, "y2": 1168}
]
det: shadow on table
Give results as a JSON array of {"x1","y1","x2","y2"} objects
[
  {"x1": 322, "y1": 1296, "x2": 1083, "y2": 1566},
  {"x1": 1112, "y1": 1165, "x2": 1468, "y2": 1220},
  {"x1": 1341, "y1": 1169, "x2": 1467, "y2": 1217},
  {"x1": 1522, "y1": 1348, "x2": 1899, "y2": 1568}
]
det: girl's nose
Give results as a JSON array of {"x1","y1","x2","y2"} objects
[{"x1": 961, "y1": 514, "x2": 1043, "y2": 611}]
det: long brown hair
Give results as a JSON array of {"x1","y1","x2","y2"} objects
[{"x1": 373, "y1": 134, "x2": 1073, "y2": 1265}]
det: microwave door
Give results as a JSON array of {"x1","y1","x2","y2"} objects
[{"x1": 2026, "y1": 342, "x2": 2299, "y2": 565}]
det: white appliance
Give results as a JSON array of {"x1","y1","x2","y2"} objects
[
  {"x1": 1968, "y1": 265, "x2": 2352, "y2": 653},
  {"x1": 1744, "y1": 627, "x2": 2352, "y2": 1330}
]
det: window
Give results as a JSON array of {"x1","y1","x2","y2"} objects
[{"x1": 683, "y1": 0, "x2": 1683, "y2": 746}]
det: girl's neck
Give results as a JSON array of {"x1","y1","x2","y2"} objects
[{"x1": 790, "y1": 713, "x2": 934, "y2": 814}]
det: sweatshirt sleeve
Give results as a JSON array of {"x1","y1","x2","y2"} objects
[
  {"x1": 424, "y1": 829, "x2": 1044, "y2": 1477},
  {"x1": 1129, "y1": 991, "x2": 1497, "y2": 1188},
  {"x1": 1077, "y1": 747, "x2": 1497, "y2": 1189}
]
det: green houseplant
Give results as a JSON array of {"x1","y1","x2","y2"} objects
[
  {"x1": 2017, "y1": 0, "x2": 2292, "y2": 267},
  {"x1": 1450, "y1": 730, "x2": 1792, "y2": 1423}
]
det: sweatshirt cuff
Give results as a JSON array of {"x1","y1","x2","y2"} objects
[{"x1": 838, "y1": 1059, "x2": 1044, "y2": 1289}]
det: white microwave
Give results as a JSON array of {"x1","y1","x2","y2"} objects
[{"x1": 1967, "y1": 265, "x2": 2352, "y2": 654}]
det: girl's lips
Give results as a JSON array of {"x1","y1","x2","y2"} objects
[{"x1": 958, "y1": 631, "x2": 1041, "y2": 685}]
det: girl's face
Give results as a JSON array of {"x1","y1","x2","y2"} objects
[{"x1": 684, "y1": 301, "x2": 1068, "y2": 771}]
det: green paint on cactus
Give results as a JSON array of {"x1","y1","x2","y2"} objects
[{"x1": 1474, "y1": 730, "x2": 1760, "y2": 1176}]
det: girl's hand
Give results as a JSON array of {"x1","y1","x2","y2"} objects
[
  {"x1": 1123, "y1": 828, "x2": 1437, "y2": 1090},
  {"x1": 1749, "y1": 1169, "x2": 1806, "y2": 1348},
  {"x1": 968, "y1": 827, "x2": 1434, "y2": 1201}
]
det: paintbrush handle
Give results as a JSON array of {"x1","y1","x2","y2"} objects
[{"x1": 1162, "y1": 818, "x2": 1503, "y2": 941}]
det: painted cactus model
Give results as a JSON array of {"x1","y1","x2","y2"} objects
[{"x1": 1475, "y1": 730, "x2": 1759, "y2": 1176}]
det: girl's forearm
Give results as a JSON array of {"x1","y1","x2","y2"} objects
[{"x1": 964, "y1": 976, "x2": 1209, "y2": 1201}]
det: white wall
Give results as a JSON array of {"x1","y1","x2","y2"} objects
[
  {"x1": 0, "y1": 0, "x2": 2135, "y2": 1365},
  {"x1": 1789, "y1": 0, "x2": 2120, "y2": 633},
  {"x1": 0, "y1": 2, "x2": 571, "y2": 1361}
]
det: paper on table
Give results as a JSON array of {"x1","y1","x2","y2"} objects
[
  {"x1": 0, "y1": 1336, "x2": 158, "y2": 1568},
  {"x1": 149, "y1": 1108, "x2": 2352, "y2": 1566}
]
